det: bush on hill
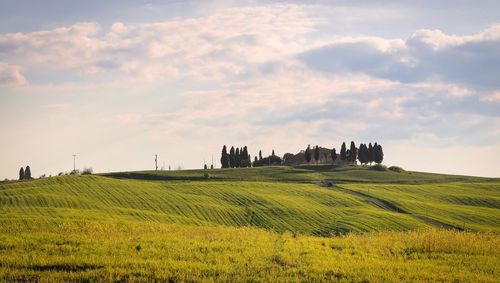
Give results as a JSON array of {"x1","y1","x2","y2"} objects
[
  {"x1": 388, "y1": 166, "x2": 405, "y2": 173},
  {"x1": 369, "y1": 164, "x2": 387, "y2": 171}
]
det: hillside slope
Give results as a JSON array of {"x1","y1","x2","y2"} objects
[
  {"x1": 1, "y1": 171, "x2": 498, "y2": 233},
  {"x1": 0, "y1": 176, "x2": 429, "y2": 235}
]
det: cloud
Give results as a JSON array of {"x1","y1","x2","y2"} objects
[
  {"x1": 0, "y1": 62, "x2": 26, "y2": 85},
  {"x1": 300, "y1": 25, "x2": 500, "y2": 91},
  {"x1": 0, "y1": 4, "x2": 318, "y2": 81}
]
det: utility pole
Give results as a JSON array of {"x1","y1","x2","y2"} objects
[
  {"x1": 155, "y1": 154, "x2": 158, "y2": 171},
  {"x1": 72, "y1": 155, "x2": 76, "y2": 172}
]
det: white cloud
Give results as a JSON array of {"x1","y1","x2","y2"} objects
[
  {"x1": 0, "y1": 4, "x2": 318, "y2": 81},
  {"x1": 0, "y1": 62, "x2": 26, "y2": 85}
]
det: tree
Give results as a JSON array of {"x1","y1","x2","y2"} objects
[
  {"x1": 235, "y1": 148, "x2": 241, "y2": 168},
  {"x1": 372, "y1": 143, "x2": 378, "y2": 165},
  {"x1": 374, "y1": 144, "x2": 384, "y2": 164},
  {"x1": 368, "y1": 143, "x2": 374, "y2": 165},
  {"x1": 229, "y1": 146, "x2": 235, "y2": 168},
  {"x1": 204, "y1": 164, "x2": 208, "y2": 170},
  {"x1": 19, "y1": 167, "x2": 24, "y2": 180},
  {"x1": 349, "y1": 141, "x2": 357, "y2": 164},
  {"x1": 210, "y1": 164, "x2": 214, "y2": 169},
  {"x1": 340, "y1": 142, "x2": 347, "y2": 161},
  {"x1": 314, "y1": 145, "x2": 320, "y2": 163},
  {"x1": 331, "y1": 148, "x2": 337, "y2": 164},
  {"x1": 221, "y1": 145, "x2": 229, "y2": 168},
  {"x1": 259, "y1": 150, "x2": 262, "y2": 160},
  {"x1": 272, "y1": 149, "x2": 275, "y2": 156},
  {"x1": 305, "y1": 145, "x2": 312, "y2": 163},
  {"x1": 358, "y1": 144, "x2": 367, "y2": 164},
  {"x1": 25, "y1": 166, "x2": 31, "y2": 179}
]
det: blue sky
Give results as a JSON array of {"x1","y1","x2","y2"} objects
[{"x1": 0, "y1": 0, "x2": 499, "y2": 178}]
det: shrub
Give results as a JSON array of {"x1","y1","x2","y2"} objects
[
  {"x1": 369, "y1": 164, "x2": 387, "y2": 171},
  {"x1": 70, "y1": 169, "x2": 80, "y2": 175},
  {"x1": 82, "y1": 168, "x2": 93, "y2": 175},
  {"x1": 203, "y1": 173, "x2": 211, "y2": 179},
  {"x1": 388, "y1": 166, "x2": 405, "y2": 173}
]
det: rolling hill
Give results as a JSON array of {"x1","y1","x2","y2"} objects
[{"x1": 0, "y1": 165, "x2": 499, "y2": 281}]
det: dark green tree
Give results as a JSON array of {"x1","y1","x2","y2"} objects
[
  {"x1": 235, "y1": 148, "x2": 241, "y2": 168},
  {"x1": 19, "y1": 167, "x2": 24, "y2": 180},
  {"x1": 314, "y1": 145, "x2": 320, "y2": 163},
  {"x1": 340, "y1": 142, "x2": 347, "y2": 161},
  {"x1": 305, "y1": 145, "x2": 312, "y2": 163},
  {"x1": 374, "y1": 144, "x2": 384, "y2": 164},
  {"x1": 272, "y1": 149, "x2": 275, "y2": 156},
  {"x1": 349, "y1": 141, "x2": 357, "y2": 163},
  {"x1": 229, "y1": 146, "x2": 235, "y2": 168},
  {"x1": 368, "y1": 143, "x2": 374, "y2": 165},
  {"x1": 358, "y1": 144, "x2": 367, "y2": 164},
  {"x1": 331, "y1": 148, "x2": 337, "y2": 164},
  {"x1": 204, "y1": 164, "x2": 208, "y2": 170},
  {"x1": 25, "y1": 166, "x2": 31, "y2": 179},
  {"x1": 221, "y1": 145, "x2": 229, "y2": 168},
  {"x1": 259, "y1": 150, "x2": 262, "y2": 160}
]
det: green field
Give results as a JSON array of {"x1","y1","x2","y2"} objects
[{"x1": 0, "y1": 166, "x2": 499, "y2": 282}]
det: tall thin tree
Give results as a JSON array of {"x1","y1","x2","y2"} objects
[
  {"x1": 25, "y1": 166, "x2": 31, "y2": 179},
  {"x1": 235, "y1": 148, "x2": 241, "y2": 168},
  {"x1": 374, "y1": 144, "x2": 384, "y2": 164},
  {"x1": 340, "y1": 142, "x2": 347, "y2": 161},
  {"x1": 229, "y1": 146, "x2": 235, "y2": 168},
  {"x1": 221, "y1": 145, "x2": 229, "y2": 168},
  {"x1": 305, "y1": 145, "x2": 312, "y2": 164},
  {"x1": 314, "y1": 145, "x2": 320, "y2": 164},
  {"x1": 331, "y1": 148, "x2": 337, "y2": 164},
  {"x1": 19, "y1": 167, "x2": 24, "y2": 180}
]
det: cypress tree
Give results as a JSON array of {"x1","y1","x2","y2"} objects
[
  {"x1": 372, "y1": 143, "x2": 378, "y2": 165},
  {"x1": 331, "y1": 148, "x2": 337, "y2": 164},
  {"x1": 340, "y1": 142, "x2": 347, "y2": 161},
  {"x1": 358, "y1": 144, "x2": 366, "y2": 164},
  {"x1": 314, "y1": 145, "x2": 320, "y2": 163},
  {"x1": 229, "y1": 146, "x2": 235, "y2": 168},
  {"x1": 349, "y1": 141, "x2": 357, "y2": 164},
  {"x1": 204, "y1": 164, "x2": 208, "y2": 170},
  {"x1": 305, "y1": 145, "x2": 312, "y2": 163},
  {"x1": 221, "y1": 145, "x2": 229, "y2": 168},
  {"x1": 19, "y1": 167, "x2": 25, "y2": 180},
  {"x1": 25, "y1": 166, "x2": 31, "y2": 179},
  {"x1": 259, "y1": 150, "x2": 262, "y2": 160},
  {"x1": 235, "y1": 148, "x2": 241, "y2": 168},
  {"x1": 272, "y1": 149, "x2": 275, "y2": 156},
  {"x1": 375, "y1": 144, "x2": 384, "y2": 164},
  {"x1": 368, "y1": 143, "x2": 374, "y2": 165}
]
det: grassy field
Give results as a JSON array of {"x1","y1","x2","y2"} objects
[
  {"x1": 0, "y1": 166, "x2": 499, "y2": 281},
  {"x1": 0, "y1": 222, "x2": 498, "y2": 282}
]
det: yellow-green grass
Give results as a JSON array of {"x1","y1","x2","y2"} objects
[
  {"x1": 0, "y1": 221, "x2": 498, "y2": 282},
  {"x1": 104, "y1": 165, "x2": 497, "y2": 184},
  {"x1": 341, "y1": 182, "x2": 500, "y2": 232},
  {"x1": 0, "y1": 176, "x2": 429, "y2": 235}
]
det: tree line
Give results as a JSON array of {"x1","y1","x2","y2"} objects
[
  {"x1": 305, "y1": 142, "x2": 383, "y2": 165},
  {"x1": 220, "y1": 141, "x2": 383, "y2": 168},
  {"x1": 220, "y1": 145, "x2": 252, "y2": 168}
]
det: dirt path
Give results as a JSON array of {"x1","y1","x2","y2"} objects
[{"x1": 332, "y1": 186, "x2": 463, "y2": 231}]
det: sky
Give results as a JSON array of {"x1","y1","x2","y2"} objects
[{"x1": 0, "y1": 0, "x2": 499, "y2": 179}]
